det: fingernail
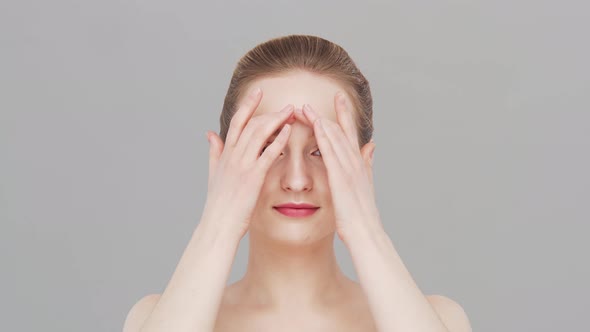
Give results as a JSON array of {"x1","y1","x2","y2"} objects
[
  {"x1": 315, "y1": 118, "x2": 323, "y2": 128},
  {"x1": 205, "y1": 131, "x2": 211, "y2": 143},
  {"x1": 281, "y1": 104, "x2": 293, "y2": 112},
  {"x1": 294, "y1": 107, "x2": 302, "y2": 114},
  {"x1": 252, "y1": 87, "x2": 261, "y2": 96}
]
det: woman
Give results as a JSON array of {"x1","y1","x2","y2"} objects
[{"x1": 124, "y1": 35, "x2": 472, "y2": 332}]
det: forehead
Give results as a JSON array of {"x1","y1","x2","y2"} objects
[{"x1": 246, "y1": 71, "x2": 349, "y2": 122}]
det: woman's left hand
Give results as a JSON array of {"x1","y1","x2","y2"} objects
[{"x1": 298, "y1": 92, "x2": 383, "y2": 244}]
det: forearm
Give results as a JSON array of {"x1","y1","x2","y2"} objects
[
  {"x1": 344, "y1": 224, "x2": 449, "y2": 332},
  {"x1": 139, "y1": 220, "x2": 240, "y2": 332}
]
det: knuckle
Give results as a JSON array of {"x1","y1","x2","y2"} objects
[
  {"x1": 246, "y1": 115, "x2": 261, "y2": 128},
  {"x1": 252, "y1": 128, "x2": 268, "y2": 141},
  {"x1": 226, "y1": 154, "x2": 242, "y2": 169},
  {"x1": 344, "y1": 173, "x2": 355, "y2": 186}
]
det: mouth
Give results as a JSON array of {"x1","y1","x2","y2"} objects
[{"x1": 272, "y1": 206, "x2": 320, "y2": 218}]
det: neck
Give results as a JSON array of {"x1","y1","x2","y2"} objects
[{"x1": 237, "y1": 229, "x2": 352, "y2": 312}]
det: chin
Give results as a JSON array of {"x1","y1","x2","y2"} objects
[{"x1": 249, "y1": 210, "x2": 336, "y2": 245}]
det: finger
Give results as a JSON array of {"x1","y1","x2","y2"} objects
[
  {"x1": 257, "y1": 123, "x2": 291, "y2": 172},
  {"x1": 318, "y1": 115, "x2": 358, "y2": 168},
  {"x1": 301, "y1": 103, "x2": 319, "y2": 124},
  {"x1": 361, "y1": 141, "x2": 376, "y2": 195},
  {"x1": 293, "y1": 107, "x2": 314, "y2": 127},
  {"x1": 225, "y1": 87, "x2": 263, "y2": 148},
  {"x1": 236, "y1": 104, "x2": 294, "y2": 161},
  {"x1": 334, "y1": 92, "x2": 360, "y2": 152},
  {"x1": 207, "y1": 130, "x2": 224, "y2": 189},
  {"x1": 284, "y1": 107, "x2": 299, "y2": 125},
  {"x1": 366, "y1": 161, "x2": 374, "y2": 194},
  {"x1": 365, "y1": 150, "x2": 374, "y2": 193},
  {"x1": 303, "y1": 104, "x2": 355, "y2": 167},
  {"x1": 312, "y1": 117, "x2": 343, "y2": 174}
]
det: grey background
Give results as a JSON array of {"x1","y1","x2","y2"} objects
[{"x1": 1, "y1": 0, "x2": 588, "y2": 331}]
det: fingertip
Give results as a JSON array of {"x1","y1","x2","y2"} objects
[
  {"x1": 286, "y1": 114, "x2": 296, "y2": 124},
  {"x1": 292, "y1": 111, "x2": 310, "y2": 126},
  {"x1": 336, "y1": 91, "x2": 347, "y2": 106},
  {"x1": 281, "y1": 123, "x2": 291, "y2": 134},
  {"x1": 280, "y1": 104, "x2": 294, "y2": 113},
  {"x1": 302, "y1": 104, "x2": 316, "y2": 119},
  {"x1": 315, "y1": 118, "x2": 323, "y2": 127}
]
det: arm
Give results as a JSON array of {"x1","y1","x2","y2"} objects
[
  {"x1": 343, "y1": 224, "x2": 471, "y2": 332},
  {"x1": 123, "y1": 88, "x2": 294, "y2": 332},
  {"x1": 123, "y1": 89, "x2": 295, "y2": 332},
  {"x1": 123, "y1": 294, "x2": 160, "y2": 332},
  {"x1": 299, "y1": 96, "x2": 471, "y2": 332},
  {"x1": 127, "y1": 220, "x2": 241, "y2": 332}
]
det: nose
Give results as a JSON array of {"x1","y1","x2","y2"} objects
[{"x1": 280, "y1": 155, "x2": 313, "y2": 192}]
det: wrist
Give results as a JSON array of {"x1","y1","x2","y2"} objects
[
  {"x1": 193, "y1": 217, "x2": 243, "y2": 248},
  {"x1": 339, "y1": 219, "x2": 389, "y2": 250}
]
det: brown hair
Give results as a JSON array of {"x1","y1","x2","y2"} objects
[{"x1": 219, "y1": 34, "x2": 373, "y2": 147}]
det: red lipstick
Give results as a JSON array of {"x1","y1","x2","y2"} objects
[{"x1": 273, "y1": 202, "x2": 319, "y2": 218}]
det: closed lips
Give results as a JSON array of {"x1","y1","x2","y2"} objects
[
  {"x1": 273, "y1": 203, "x2": 319, "y2": 209},
  {"x1": 273, "y1": 203, "x2": 320, "y2": 218}
]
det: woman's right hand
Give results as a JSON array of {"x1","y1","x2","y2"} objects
[{"x1": 199, "y1": 87, "x2": 294, "y2": 241}]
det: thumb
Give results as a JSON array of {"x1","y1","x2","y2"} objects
[{"x1": 206, "y1": 131, "x2": 224, "y2": 187}]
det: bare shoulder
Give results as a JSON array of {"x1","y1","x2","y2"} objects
[
  {"x1": 426, "y1": 294, "x2": 472, "y2": 332},
  {"x1": 123, "y1": 293, "x2": 161, "y2": 332}
]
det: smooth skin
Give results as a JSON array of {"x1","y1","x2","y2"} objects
[{"x1": 123, "y1": 71, "x2": 472, "y2": 332}]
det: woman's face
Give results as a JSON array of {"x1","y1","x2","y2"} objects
[{"x1": 244, "y1": 71, "x2": 356, "y2": 244}]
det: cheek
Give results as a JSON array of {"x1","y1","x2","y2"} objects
[
  {"x1": 258, "y1": 175, "x2": 276, "y2": 195},
  {"x1": 313, "y1": 174, "x2": 332, "y2": 199},
  {"x1": 308, "y1": 158, "x2": 328, "y2": 174},
  {"x1": 312, "y1": 163, "x2": 329, "y2": 182}
]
